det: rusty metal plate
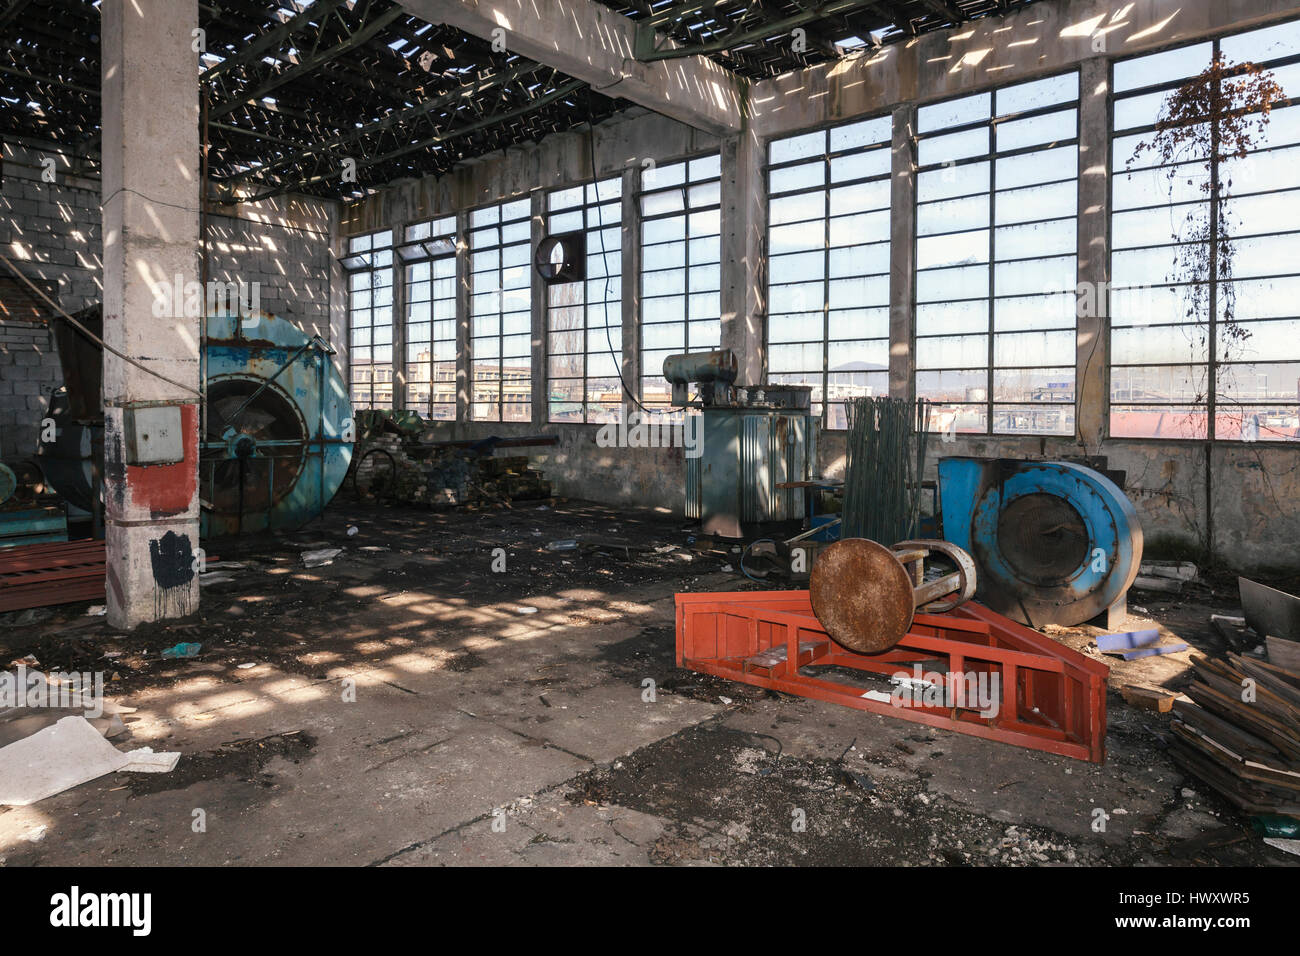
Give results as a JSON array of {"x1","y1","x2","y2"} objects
[{"x1": 809, "y1": 537, "x2": 914, "y2": 654}]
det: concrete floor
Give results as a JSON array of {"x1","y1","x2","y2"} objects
[{"x1": 0, "y1": 499, "x2": 1295, "y2": 866}]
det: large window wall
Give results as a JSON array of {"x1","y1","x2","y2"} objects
[
  {"x1": 546, "y1": 177, "x2": 623, "y2": 424},
  {"x1": 345, "y1": 229, "x2": 394, "y2": 410},
  {"x1": 913, "y1": 72, "x2": 1080, "y2": 437},
  {"x1": 1111, "y1": 21, "x2": 1300, "y2": 441},
  {"x1": 469, "y1": 198, "x2": 533, "y2": 422},
  {"x1": 766, "y1": 117, "x2": 892, "y2": 429},
  {"x1": 339, "y1": 17, "x2": 1300, "y2": 447},
  {"x1": 639, "y1": 154, "x2": 722, "y2": 411},
  {"x1": 401, "y1": 216, "x2": 457, "y2": 420}
]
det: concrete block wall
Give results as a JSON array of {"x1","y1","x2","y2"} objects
[
  {"x1": 204, "y1": 195, "x2": 336, "y2": 342},
  {"x1": 0, "y1": 320, "x2": 62, "y2": 460},
  {"x1": 0, "y1": 141, "x2": 99, "y2": 460}
]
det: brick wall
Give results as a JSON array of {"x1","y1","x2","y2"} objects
[
  {"x1": 0, "y1": 142, "x2": 95, "y2": 460},
  {"x1": 0, "y1": 139, "x2": 338, "y2": 461}
]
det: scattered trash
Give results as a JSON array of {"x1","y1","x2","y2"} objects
[
  {"x1": 718, "y1": 696, "x2": 733, "y2": 705},
  {"x1": 1098, "y1": 629, "x2": 1188, "y2": 660},
  {"x1": 1267, "y1": 635, "x2": 1300, "y2": 672},
  {"x1": 199, "y1": 574, "x2": 236, "y2": 586},
  {"x1": 721, "y1": 564, "x2": 733, "y2": 572},
  {"x1": 653, "y1": 545, "x2": 677, "y2": 554},
  {"x1": 9, "y1": 655, "x2": 39, "y2": 668},
  {"x1": 1132, "y1": 575, "x2": 1182, "y2": 594},
  {"x1": 302, "y1": 547, "x2": 343, "y2": 568},
  {"x1": 1097, "y1": 629, "x2": 1159, "y2": 653},
  {"x1": 160, "y1": 642, "x2": 202, "y2": 659},
  {"x1": 1264, "y1": 837, "x2": 1300, "y2": 857},
  {"x1": 1120, "y1": 684, "x2": 1177, "y2": 713},
  {"x1": 546, "y1": 539, "x2": 578, "y2": 551},
  {"x1": 1253, "y1": 815, "x2": 1300, "y2": 839},
  {"x1": 1240, "y1": 576, "x2": 1300, "y2": 642},
  {"x1": 0, "y1": 716, "x2": 176, "y2": 806},
  {"x1": 347, "y1": 525, "x2": 359, "y2": 536},
  {"x1": 89, "y1": 714, "x2": 128, "y2": 739},
  {"x1": 514, "y1": 606, "x2": 539, "y2": 615},
  {"x1": 1139, "y1": 561, "x2": 1199, "y2": 582},
  {"x1": 20, "y1": 825, "x2": 47, "y2": 843},
  {"x1": 120, "y1": 747, "x2": 181, "y2": 774},
  {"x1": 85, "y1": 605, "x2": 106, "y2": 617}
]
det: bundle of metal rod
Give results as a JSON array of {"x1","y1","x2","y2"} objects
[{"x1": 840, "y1": 397, "x2": 932, "y2": 544}]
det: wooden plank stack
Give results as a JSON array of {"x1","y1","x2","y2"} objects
[
  {"x1": 0, "y1": 539, "x2": 105, "y2": 612},
  {"x1": 1170, "y1": 651, "x2": 1300, "y2": 816}
]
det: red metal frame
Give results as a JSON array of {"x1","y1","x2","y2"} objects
[{"x1": 676, "y1": 590, "x2": 1109, "y2": 762}]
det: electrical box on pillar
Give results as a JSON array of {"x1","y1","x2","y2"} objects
[{"x1": 123, "y1": 406, "x2": 185, "y2": 466}]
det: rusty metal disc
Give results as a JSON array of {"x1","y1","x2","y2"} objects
[{"x1": 809, "y1": 538, "x2": 915, "y2": 654}]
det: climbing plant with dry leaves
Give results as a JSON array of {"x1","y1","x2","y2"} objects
[{"x1": 1126, "y1": 54, "x2": 1286, "y2": 425}]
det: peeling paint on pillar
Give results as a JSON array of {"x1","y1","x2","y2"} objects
[{"x1": 128, "y1": 404, "x2": 198, "y2": 516}]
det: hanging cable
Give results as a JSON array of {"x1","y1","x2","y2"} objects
[{"x1": 0, "y1": 250, "x2": 202, "y2": 397}]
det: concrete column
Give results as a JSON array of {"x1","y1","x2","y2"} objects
[
  {"x1": 1076, "y1": 56, "x2": 1110, "y2": 451},
  {"x1": 720, "y1": 130, "x2": 765, "y2": 386},
  {"x1": 392, "y1": 221, "x2": 409, "y2": 414},
  {"x1": 620, "y1": 165, "x2": 641, "y2": 417},
  {"x1": 889, "y1": 105, "x2": 918, "y2": 403},
  {"x1": 100, "y1": 0, "x2": 201, "y2": 629}
]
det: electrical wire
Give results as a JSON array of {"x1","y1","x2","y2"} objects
[
  {"x1": 585, "y1": 115, "x2": 655, "y2": 417},
  {"x1": 0, "y1": 250, "x2": 202, "y2": 397}
]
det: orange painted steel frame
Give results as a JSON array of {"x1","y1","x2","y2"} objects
[{"x1": 675, "y1": 590, "x2": 1109, "y2": 762}]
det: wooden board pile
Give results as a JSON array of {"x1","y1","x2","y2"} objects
[
  {"x1": 1170, "y1": 651, "x2": 1300, "y2": 816},
  {"x1": 0, "y1": 539, "x2": 105, "y2": 612}
]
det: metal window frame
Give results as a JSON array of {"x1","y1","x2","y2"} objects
[
  {"x1": 545, "y1": 175, "x2": 624, "y2": 425},
  {"x1": 638, "y1": 150, "x2": 723, "y2": 411},
  {"x1": 467, "y1": 195, "x2": 534, "y2": 423},
  {"x1": 765, "y1": 113, "x2": 894, "y2": 428},
  {"x1": 1109, "y1": 26, "x2": 1300, "y2": 444},
  {"x1": 912, "y1": 69, "x2": 1082, "y2": 439},
  {"x1": 401, "y1": 217, "x2": 458, "y2": 421},
  {"x1": 345, "y1": 228, "x2": 395, "y2": 411}
]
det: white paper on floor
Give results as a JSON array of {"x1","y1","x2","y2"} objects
[{"x1": 0, "y1": 715, "x2": 181, "y2": 806}]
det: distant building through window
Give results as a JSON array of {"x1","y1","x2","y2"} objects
[
  {"x1": 345, "y1": 229, "x2": 394, "y2": 410},
  {"x1": 546, "y1": 177, "x2": 623, "y2": 424},
  {"x1": 469, "y1": 198, "x2": 533, "y2": 422}
]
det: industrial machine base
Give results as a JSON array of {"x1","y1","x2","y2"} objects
[{"x1": 675, "y1": 590, "x2": 1108, "y2": 762}]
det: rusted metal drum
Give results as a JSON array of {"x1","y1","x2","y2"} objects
[{"x1": 809, "y1": 538, "x2": 916, "y2": 654}]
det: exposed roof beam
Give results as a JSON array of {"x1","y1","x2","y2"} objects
[
  {"x1": 230, "y1": 74, "x2": 589, "y2": 201},
  {"x1": 917, "y1": 0, "x2": 968, "y2": 23},
  {"x1": 399, "y1": 0, "x2": 745, "y2": 134},
  {"x1": 200, "y1": 0, "x2": 352, "y2": 82},
  {"x1": 634, "y1": 0, "x2": 880, "y2": 62},
  {"x1": 209, "y1": 5, "x2": 406, "y2": 119},
  {"x1": 216, "y1": 58, "x2": 547, "y2": 187}
]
